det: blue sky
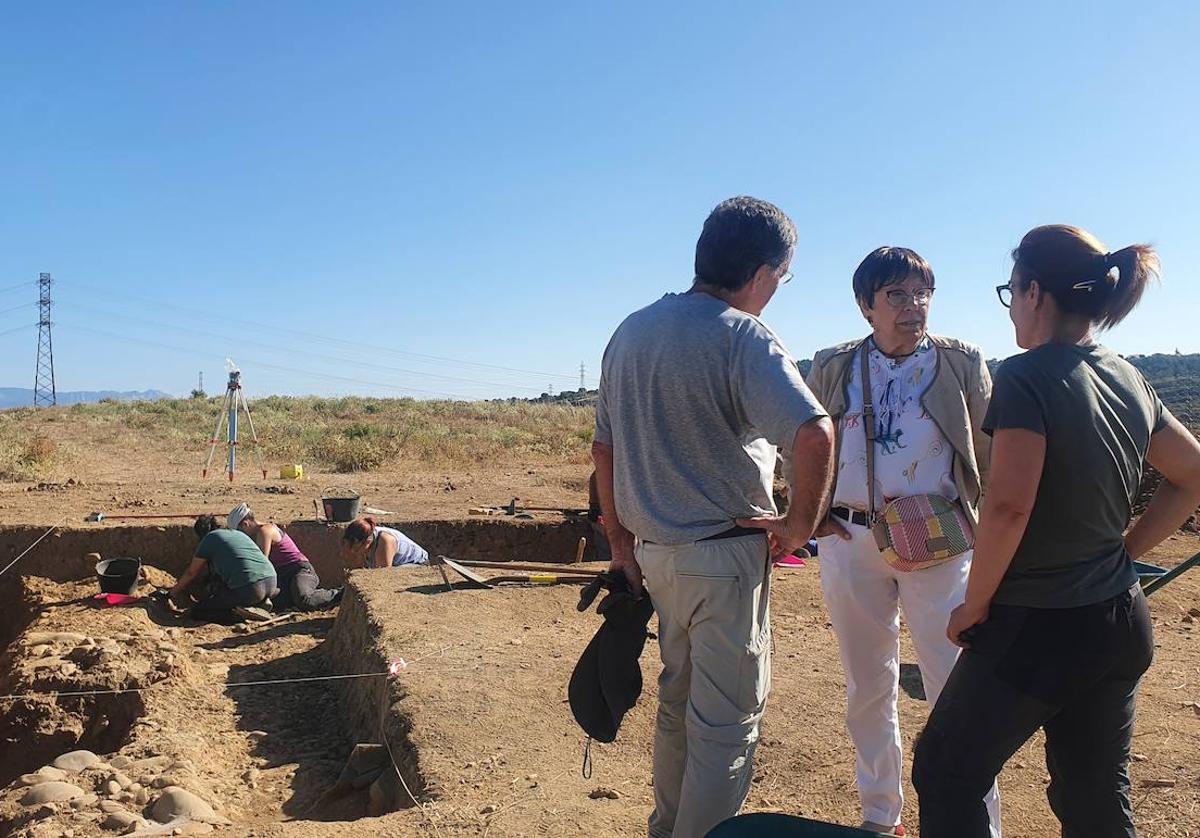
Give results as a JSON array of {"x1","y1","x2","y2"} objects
[{"x1": 1, "y1": 2, "x2": 1197, "y2": 399}]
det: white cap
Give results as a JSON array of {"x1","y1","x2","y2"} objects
[{"x1": 227, "y1": 503, "x2": 252, "y2": 530}]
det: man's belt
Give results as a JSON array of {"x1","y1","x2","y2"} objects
[
  {"x1": 830, "y1": 506, "x2": 870, "y2": 527},
  {"x1": 642, "y1": 524, "x2": 764, "y2": 546}
]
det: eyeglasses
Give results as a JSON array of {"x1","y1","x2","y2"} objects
[
  {"x1": 884, "y1": 288, "x2": 933, "y2": 307},
  {"x1": 779, "y1": 271, "x2": 793, "y2": 285},
  {"x1": 996, "y1": 284, "x2": 1012, "y2": 308}
]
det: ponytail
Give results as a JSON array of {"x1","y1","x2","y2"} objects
[
  {"x1": 1011, "y1": 225, "x2": 1159, "y2": 330},
  {"x1": 1100, "y1": 244, "x2": 1159, "y2": 330},
  {"x1": 342, "y1": 515, "x2": 377, "y2": 545}
]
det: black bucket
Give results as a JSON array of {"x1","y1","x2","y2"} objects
[
  {"x1": 322, "y1": 487, "x2": 361, "y2": 523},
  {"x1": 96, "y1": 557, "x2": 142, "y2": 596}
]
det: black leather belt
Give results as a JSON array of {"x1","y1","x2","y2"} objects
[
  {"x1": 643, "y1": 525, "x2": 764, "y2": 546},
  {"x1": 831, "y1": 506, "x2": 870, "y2": 527}
]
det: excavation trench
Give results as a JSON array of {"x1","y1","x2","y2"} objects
[{"x1": 0, "y1": 517, "x2": 592, "y2": 835}]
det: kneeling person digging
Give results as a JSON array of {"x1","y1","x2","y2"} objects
[
  {"x1": 170, "y1": 515, "x2": 278, "y2": 622},
  {"x1": 228, "y1": 503, "x2": 342, "y2": 611}
]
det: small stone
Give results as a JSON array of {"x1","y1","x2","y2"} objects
[
  {"x1": 241, "y1": 768, "x2": 260, "y2": 784},
  {"x1": 152, "y1": 776, "x2": 184, "y2": 789},
  {"x1": 59, "y1": 662, "x2": 80, "y2": 676},
  {"x1": 246, "y1": 730, "x2": 268, "y2": 742},
  {"x1": 30, "y1": 644, "x2": 52, "y2": 657},
  {"x1": 110, "y1": 772, "x2": 133, "y2": 789},
  {"x1": 109, "y1": 756, "x2": 133, "y2": 770},
  {"x1": 53, "y1": 750, "x2": 102, "y2": 772},
  {"x1": 112, "y1": 633, "x2": 133, "y2": 643},
  {"x1": 1142, "y1": 778, "x2": 1177, "y2": 788},
  {"x1": 589, "y1": 787, "x2": 621, "y2": 800},
  {"x1": 22, "y1": 781, "x2": 87, "y2": 804},
  {"x1": 1131, "y1": 752, "x2": 1149, "y2": 762},
  {"x1": 124, "y1": 821, "x2": 149, "y2": 835},
  {"x1": 18, "y1": 766, "x2": 68, "y2": 785},
  {"x1": 134, "y1": 787, "x2": 151, "y2": 805},
  {"x1": 157, "y1": 643, "x2": 179, "y2": 654},
  {"x1": 151, "y1": 787, "x2": 228, "y2": 825},
  {"x1": 509, "y1": 638, "x2": 523, "y2": 646},
  {"x1": 105, "y1": 780, "x2": 122, "y2": 795},
  {"x1": 480, "y1": 804, "x2": 497, "y2": 815},
  {"x1": 70, "y1": 793, "x2": 99, "y2": 809},
  {"x1": 100, "y1": 800, "x2": 126, "y2": 813},
  {"x1": 103, "y1": 811, "x2": 141, "y2": 831}
]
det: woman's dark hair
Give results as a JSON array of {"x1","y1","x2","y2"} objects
[
  {"x1": 194, "y1": 515, "x2": 220, "y2": 539},
  {"x1": 853, "y1": 246, "x2": 935, "y2": 308},
  {"x1": 1012, "y1": 225, "x2": 1159, "y2": 330},
  {"x1": 342, "y1": 515, "x2": 377, "y2": 545},
  {"x1": 694, "y1": 196, "x2": 796, "y2": 291}
]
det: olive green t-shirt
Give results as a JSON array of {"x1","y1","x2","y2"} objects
[
  {"x1": 195, "y1": 529, "x2": 276, "y2": 589},
  {"x1": 983, "y1": 343, "x2": 1168, "y2": 608}
]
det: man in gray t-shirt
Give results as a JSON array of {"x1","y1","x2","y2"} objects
[{"x1": 593, "y1": 197, "x2": 834, "y2": 838}]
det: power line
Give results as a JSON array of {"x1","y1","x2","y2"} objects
[
  {"x1": 0, "y1": 324, "x2": 36, "y2": 339},
  {"x1": 0, "y1": 279, "x2": 38, "y2": 296},
  {"x1": 0, "y1": 302, "x2": 38, "y2": 317},
  {"x1": 58, "y1": 321, "x2": 471, "y2": 399},
  {"x1": 54, "y1": 301, "x2": 550, "y2": 394},
  {"x1": 55, "y1": 278, "x2": 597, "y2": 385}
]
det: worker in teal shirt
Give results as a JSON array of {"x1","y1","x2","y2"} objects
[{"x1": 171, "y1": 515, "x2": 277, "y2": 620}]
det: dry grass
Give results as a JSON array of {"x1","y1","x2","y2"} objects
[
  {"x1": 0, "y1": 412, "x2": 61, "y2": 481},
  {"x1": 0, "y1": 396, "x2": 595, "y2": 480}
]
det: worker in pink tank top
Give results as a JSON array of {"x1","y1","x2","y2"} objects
[{"x1": 229, "y1": 504, "x2": 342, "y2": 611}]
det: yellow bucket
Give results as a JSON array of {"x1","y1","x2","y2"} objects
[{"x1": 279, "y1": 464, "x2": 304, "y2": 480}]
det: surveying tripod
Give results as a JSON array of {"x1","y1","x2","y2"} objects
[{"x1": 203, "y1": 360, "x2": 267, "y2": 480}]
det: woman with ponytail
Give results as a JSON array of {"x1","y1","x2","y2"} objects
[
  {"x1": 913, "y1": 225, "x2": 1200, "y2": 837},
  {"x1": 340, "y1": 515, "x2": 430, "y2": 568}
]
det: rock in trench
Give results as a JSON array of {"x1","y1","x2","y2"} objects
[
  {"x1": 22, "y1": 781, "x2": 87, "y2": 805},
  {"x1": 150, "y1": 787, "x2": 229, "y2": 825},
  {"x1": 53, "y1": 749, "x2": 102, "y2": 772}
]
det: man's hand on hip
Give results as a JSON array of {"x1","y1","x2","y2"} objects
[{"x1": 736, "y1": 514, "x2": 813, "y2": 561}]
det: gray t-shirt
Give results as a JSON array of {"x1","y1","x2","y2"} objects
[
  {"x1": 595, "y1": 292, "x2": 827, "y2": 545},
  {"x1": 983, "y1": 343, "x2": 1169, "y2": 608}
]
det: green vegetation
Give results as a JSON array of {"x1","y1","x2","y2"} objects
[{"x1": 0, "y1": 396, "x2": 595, "y2": 478}]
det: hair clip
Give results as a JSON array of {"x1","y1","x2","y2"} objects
[{"x1": 1071, "y1": 280, "x2": 1096, "y2": 292}]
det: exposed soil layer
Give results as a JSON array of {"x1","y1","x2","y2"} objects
[{"x1": 1, "y1": 527, "x2": 1198, "y2": 837}]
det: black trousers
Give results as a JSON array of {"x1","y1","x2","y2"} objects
[
  {"x1": 913, "y1": 584, "x2": 1154, "y2": 838},
  {"x1": 274, "y1": 561, "x2": 339, "y2": 611},
  {"x1": 192, "y1": 575, "x2": 278, "y2": 620}
]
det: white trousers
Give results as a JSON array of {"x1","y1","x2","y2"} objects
[{"x1": 819, "y1": 522, "x2": 1001, "y2": 834}]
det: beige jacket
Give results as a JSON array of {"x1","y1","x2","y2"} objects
[{"x1": 805, "y1": 333, "x2": 993, "y2": 530}]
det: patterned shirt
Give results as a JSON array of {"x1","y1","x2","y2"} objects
[{"x1": 832, "y1": 337, "x2": 957, "y2": 510}]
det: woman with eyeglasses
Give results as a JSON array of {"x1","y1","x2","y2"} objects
[
  {"x1": 913, "y1": 226, "x2": 1200, "y2": 837},
  {"x1": 805, "y1": 247, "x2": 999, "y2": 835}
]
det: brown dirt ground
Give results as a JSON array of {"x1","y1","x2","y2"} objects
[
  {"x1": 1, "y1": 514, "x2": 1198, "y2": 837},
  {"x1": 0, "y1": 439, "x2": 591, "y2": 527}
]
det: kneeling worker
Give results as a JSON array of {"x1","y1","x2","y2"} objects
[
  {"x1": 173, "y1": 515, "x2": 278, "y2": 621},
  {"x1": 228, "y1": 503, "x2": 342, "y2": 611}
]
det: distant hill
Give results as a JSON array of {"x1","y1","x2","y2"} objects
[
  {"x1": 0, "y1": 388, "x2": 173, "y2": 410},
  {"x1": 525, "y1": 352, "x2": 1199, "y2": 426}
]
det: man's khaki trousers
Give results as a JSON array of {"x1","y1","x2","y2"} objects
[{"x1": 637, "y1": 534, "x2": 772, "y2": 838}]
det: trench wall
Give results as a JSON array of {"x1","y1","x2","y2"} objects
[{"x1": 0, "y1": 518, "x2": 593, "y2": 617}]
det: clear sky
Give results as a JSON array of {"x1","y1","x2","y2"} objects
[{"x1": 1, "y1": 2, "x2": 1196, "y2": 400}]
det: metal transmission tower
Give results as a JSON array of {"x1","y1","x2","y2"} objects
[
  {"x1": 579, "y1": 362, "x2": 586, "y2": 390},
  {"x1": 33, "y1": 273, "x2": 56, "y2": 407}
]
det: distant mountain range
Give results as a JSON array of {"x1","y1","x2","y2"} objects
[{"x1": 0, "y1": 388, "x2": 172, "y2": 409}]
